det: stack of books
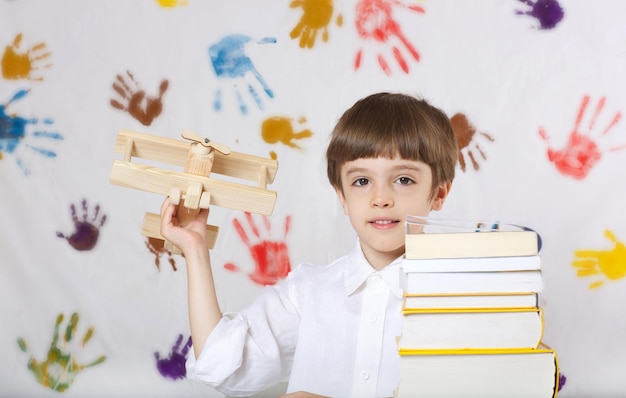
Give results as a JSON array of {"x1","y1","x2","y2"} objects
[{"x1": 395, "y1": 216, "x2": 560, "y2": 398}]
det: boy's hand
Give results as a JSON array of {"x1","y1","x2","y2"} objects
[
  {"x1": 278, "y1": 392, "x2": 329, "y2": 398},
  {"x1": 160, "y1": 197, "x2": 209, "y2": 253}
]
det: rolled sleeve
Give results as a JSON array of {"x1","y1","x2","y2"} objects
[{"x1": 185, "y1": 277, "x2": 300, "y2": 396}]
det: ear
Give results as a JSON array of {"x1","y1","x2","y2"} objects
[
  {"x1": 335, "y1": 188, "x2": 349, "y2": 215},
  {"x1": 430, "y1": 181, "x2": 451, "y2": 211}
]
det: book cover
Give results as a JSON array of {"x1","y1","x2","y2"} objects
[
  {"x1": 396, "y1": 347, "x2": 559, "y2": 398},
  {"x1": 400, "y1": 269, "x2": 544, "y2": 295},
  {"x1": 405, "y1": 216, "x2": 541, "y2": 260},
  {"x1": 398, "y1": 307, "x2": 544, "y2": 350}
]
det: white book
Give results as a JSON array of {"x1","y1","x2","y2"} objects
[
  {"x1": 400, "y1": 270, "x2": 544, "y2": 295},
  {"x1": 402, "y1": 255, "x2": 541, "y2": 273},
  {"x1": 403, "y1": 293, "x2": 538, "y2": 310},
  {"x1": 396, "y1": 348, "x2": 559, "y2": 398},
  {"x1": 398, "y1": 308, "x2": 544, "y2": 350}
]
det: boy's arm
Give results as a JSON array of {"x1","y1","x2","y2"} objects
[{"x1": 160, "y1": 198, "x2": 222, "y2": 358}]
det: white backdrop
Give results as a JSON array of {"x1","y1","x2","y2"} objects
[{"x1": 2, "y1": 1, "x2": 626, "y2": 397}]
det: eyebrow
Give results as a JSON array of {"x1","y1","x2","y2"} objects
[{"x1": 343, "y1": 164, "x2": 427, "y2": 175}]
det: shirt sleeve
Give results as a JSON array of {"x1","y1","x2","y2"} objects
[{"x1": 185, "y1": 270, "x2": 301, "y2": 397}]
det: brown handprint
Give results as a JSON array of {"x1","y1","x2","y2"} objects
[
  {"x1": 110, "y1": 70, "x2": 169, "y2": 126},
  {"x1": 146, "y1": 237, "x2": 177, "y2": 271},
  {"x1": 354, "y1": 0, "x2": 424, "y2": 75},
  {"x1": 539, "y1": 95, "x2": 625, "y2": 180},
  {"x1": 450, "y1": 113, "x2": 495, "y2": 172},
  {"x1": 1, "y1": 33, "x2": 52, "y2": 81},
  {"x1": 289, "y1": 0, "x2": 343, "y2": 48},
  {"x1": 224, "y1": 212, "x2": 292, "y2": 286}
]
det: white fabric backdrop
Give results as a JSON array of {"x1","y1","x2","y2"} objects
[{"x1": 2, "y1": 1, "x2": 626, "y2": 397}]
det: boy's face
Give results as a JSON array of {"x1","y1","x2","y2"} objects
[{"x1": 336, "y1": 156, "x2": 449, "y2": 270}]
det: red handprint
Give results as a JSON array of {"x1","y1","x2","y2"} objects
[
  {"x1": 354, "y1": 0, "x2": 424, "y2": 76},
  {"x1": 224, "y1": 212, "x2": 292, "y2": 286},
  {"x1": 539, "y1": 95, "x2": 626, "y2": 180}
]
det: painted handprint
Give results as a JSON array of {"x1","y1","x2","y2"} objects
[
  {"x1": 17, "y1": 312, "x2": 106, "y2": 392},
  {"x1": 0, "y1": 89, "x2": 63, "y2": 174},
  {"x1": 539, "y1": 95, "x2": 625, "y2": 180},
  {"x1": 224, "y1": 212, "x2": 292, "y2": 285},
  {"x1": 110, "y1": 70, "x2": 169, "y2": 126},
  {"x1": 572, "y1": 229, "x2": 626, "y2": 289},
  {"x1": 155, "y1": 0, "x2": 188, "y2": 7},
  {"x1": 354, "y1": 0, "x2": 424, "y2": 76},
  {"x1": 450, "y1": 113, "x2": 495, "y2": 172},
  {"x1": 515, "y1": 0, "x2": 564, "y2": 30},
  {"x1": 154, "y1": 334, "x2": 192, "y2": 380},
  {"x1": 290, "y1": 0, "x2": 343, "y2": 49},
  {"x1": 2, "y1": 33, "x2": 52, "y2": 81},
  {"x1": 209, "y1": 34, "x2": 276, "y2": 114},
  {"x1": 56, "y1": 199, "x2": 107, "y2": 251},
  {"x1": 261, "y1": 115, "x2": 313, "y2": 159},
  {"x1": 146, "y1": 237, "x2": 177, "y2": 271}
]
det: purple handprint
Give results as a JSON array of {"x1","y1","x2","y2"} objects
[
  {"x1": 56, "y1": 199, "x2": 107, "y2": 251},
  {"x1": 154, "y1": 334, "x2": 192, "y2": 380},
  {"x1": 515, "y1": 0, "x2": 564, "y2": 30},
  {"x1": 208, "y1": 34, "x2": 276, "y2": 114}
]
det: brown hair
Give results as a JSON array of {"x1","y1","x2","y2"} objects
[{"x1": 326, "y1": 92, "x2": 458, "y2": 198}]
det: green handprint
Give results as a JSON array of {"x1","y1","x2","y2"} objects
[
  {"x1": 572, "y1": 229, "x2": 626, "y2": 289},
  {"x1": 17, "y1": 312, "x2": 106, "y2": 392}
]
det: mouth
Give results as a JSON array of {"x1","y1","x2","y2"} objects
[{"x1": 369, "y1": 218, "x2": 400, "y2": 229}]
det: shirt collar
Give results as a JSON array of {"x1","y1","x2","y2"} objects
[{"x1": 344, "y1": 240, "x2": 404, "y2": 299}]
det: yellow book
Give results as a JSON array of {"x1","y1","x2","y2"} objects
[
  {"x1": 396, "y1": 346, "x2": 559, "y2": 398},
  {"x1": 398, "y1": 307, "x2": 544, "y2": 350}
]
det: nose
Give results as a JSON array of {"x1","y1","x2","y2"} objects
[{"x1": 371, "y1": 186, "x2": 394, "y2": 208}]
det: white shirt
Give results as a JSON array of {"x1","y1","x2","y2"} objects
[{"x1": 186, "y1": 241, "x2": 404, "y2": 397}]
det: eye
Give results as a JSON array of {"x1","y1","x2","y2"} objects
[
  {"x1": 396, "y1": 176, "x2": 415, "y2": 185},
  {"x1": 352, "y1": 177, "x2": 370, "y2": 186}
]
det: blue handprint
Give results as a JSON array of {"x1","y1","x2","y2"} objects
[
  {"x1": 208, "y1": 34, "x2": 276, "y2": 115},
  {"x1": 0, "y1": 89, "x2": 63, "y2": 174}
]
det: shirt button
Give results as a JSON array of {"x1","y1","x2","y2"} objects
[
  {"x1": 368, "y1": 314, "x2": 377, "y2": 323},
  {"x1": 370, "y1": 275, "x2": 381, "y2": 287},
  {"x1": 360, "y1": 371, "x2": 370, "y2": 380}
]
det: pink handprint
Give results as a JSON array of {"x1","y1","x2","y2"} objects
[
  {"x1": 539, "y1": 95, "x2": 626, "y2": 180},
  {"x1": 224, "y1": 212, "x2": 292, "y2": 286},
  {"x1": 354, "y1": 0, "x2": 424, "y2": 76}
]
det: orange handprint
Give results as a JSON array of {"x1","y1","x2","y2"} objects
[
  {"x1": 354, "y1": 0, "x2": 424, "y2": 75},
  {"x1": 539, "y1": 95, "x2": 626, "y2": 179},
  {"x1": 224, "y1": 212, "x2": 292, "y2": 286},
  {"x1": 1, "y1": 33, "x2": 52, "y2": 81},
  {"x1": 110, "y1": 70, "x2": 169, "y2": 126},
  {"x1": 572, "y1": 229, "x2": 626, "y2": 289},
  {"x1": 289, "y1": 0, "x2": 343, "y2": 49}
]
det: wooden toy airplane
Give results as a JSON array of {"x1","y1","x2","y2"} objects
[{"x1": 110, "y1": 129, "x2": 278, "y2": 252}]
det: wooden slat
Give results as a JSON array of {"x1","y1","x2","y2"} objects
[
  {"x1": 110, "y1": 160, "x2": 277, "y2": 215},
  {"x1": 114, "y1": 129, "x2": 278, "y2": 184},
  {"x1": 142, "y1": 212, "x2": 219, "y2": 250}
]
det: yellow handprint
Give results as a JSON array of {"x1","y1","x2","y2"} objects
[
  {"x1": 290, "y1": 0, "x2": 343, "y2": 48},
  {"x1": 1, "y1": 33, "x2": 51, "y2": 81},
  {"x1": 572, "y1": 229, "x2": 626, "y2": 289},
  {"x1": 155, "y1": 0, "x2": 188, "y2": 7},
  {"x1": 17, "y1": 312, "x2": 106, "y2": 392}
]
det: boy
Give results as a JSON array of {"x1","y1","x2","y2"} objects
[{"x1": 160, "y1": 92, "x2": 458, "y2": 397}]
